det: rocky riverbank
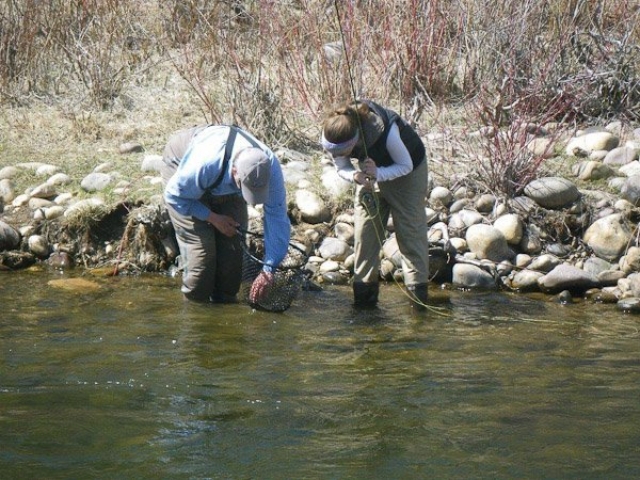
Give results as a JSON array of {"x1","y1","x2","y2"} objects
[{"x1": 2, "y1": 121, "x2": 640, "y2": 312}]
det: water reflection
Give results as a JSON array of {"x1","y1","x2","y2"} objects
[{"x1": 1, "y1": 271, "x2": 639, "y2": 479}]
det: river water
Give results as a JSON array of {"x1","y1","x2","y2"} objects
[{"x1": 1, "y1": 270, "x2": 639, "y2": 479}]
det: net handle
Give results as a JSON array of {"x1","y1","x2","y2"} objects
[{"x1": 237, "y1": 228, "x2": 308, "y2": 271}]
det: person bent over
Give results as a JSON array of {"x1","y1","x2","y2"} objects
[
  {"x1": 160, "y1": 124, "x2": 291, "y2": 304},
  {"x1": 320, "y1": 100, "x2": 429, "y2": 311}
]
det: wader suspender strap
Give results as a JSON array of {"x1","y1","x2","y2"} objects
[
  {"x1": 209, "y1": 126, "x2": 239, "y2": 190},
  {"x1": 208, "y1": 126, "x2": 261, "y2": 191}
]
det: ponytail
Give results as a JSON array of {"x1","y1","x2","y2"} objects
[{"x1": 322, "y1": 101, "x2": 370, "y2": 144}]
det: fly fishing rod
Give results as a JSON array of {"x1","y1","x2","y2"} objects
[
  {"x1": 332, "y1": 0, "x2": 377, "y2": 208},
  {"x1": 331, "y1": 0, "x2": 445, "y2": 315}
]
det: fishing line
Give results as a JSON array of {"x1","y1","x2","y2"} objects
[
  {"x1": 236, "y1": 227, "x2": 308, "y2": 263},
  {"x1": 332, "y1": 0, "x2": 367, "y2": 159},
  {"x1": 332, "y1": 0, "x2": 387, "y2": 255},
  {"x1": 331, "y1": 1, "x2": 444, "y2": 315}
]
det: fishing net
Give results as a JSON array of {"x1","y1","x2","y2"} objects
[{"x1": 238, "y1": 230, "x2": 308, "y2": 312}]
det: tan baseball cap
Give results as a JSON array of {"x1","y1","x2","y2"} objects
[{"x1": 235, "y1": 147, "x2": 271, "y2": 205}]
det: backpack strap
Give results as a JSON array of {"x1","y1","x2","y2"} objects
[{"x1": 209, "y1": 126, "x2": 262, "y2": 190}]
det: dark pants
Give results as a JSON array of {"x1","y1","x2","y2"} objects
[{"x1": 165, "y1": 197, "x2": 247, "y2": 301}]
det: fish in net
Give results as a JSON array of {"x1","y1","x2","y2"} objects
[{"x1": 238, "y1": 230, "x2": 309, "y2": 312}]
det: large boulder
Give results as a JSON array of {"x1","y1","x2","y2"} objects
[
  {"x1": 583, "y1": 213, "x2": 633, "y2": 262},
  {"x1": 0, "y1": 220, "x2": 21, "y2": 251},
  {"x1": 507, "y1": 269, "x2": 544, "y2": 292},
  {"x1": 493, "y1": 214, "x2": 523, "y2": 245},
  {"x1": 620, "y1": 175, "x2": 640, "y2": 206},
  {"x1": 294, "y1": 189, "x2": 331, "y2": 224},
  {"x1": 0, "y1": 179, "x2": 15, "y2": 204},
  {"x1": 466, "y1": 224, "x2": 513, "y2": 262},
  {"x1": 320, "y1": 168, "x2": 351, "y2": 198},
  {"x1": 537, "y1": 264, "x2": 599, "y2": 293},
  {"x1": 603, "y1": 146, "x2": 638, "y2": 165},
  {"x1": 524, "y1": 177, "x2": 579, "y2": 209},
  {"x1": 572, "y1": 160, "x2": 615, "y2": 181},
  {"x1": 452, "y1": 263, "x2": 497, "y2": 290},
  {"x1": 81, "y1": 172, "x2": 113, "y2": 192},
  {"x1": 620, "y1": 246, "x2": 640, "y2": 274},
  {"x1": 317, "y1": 237, "x2": 352, "y2": 262},
  {"x1": 565, "y1": 130, "x2": 619, "y2": 156}
]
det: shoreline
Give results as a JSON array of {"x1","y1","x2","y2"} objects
[{"x1": 2, "y1": 120, "x2": 640, "y2": 313}]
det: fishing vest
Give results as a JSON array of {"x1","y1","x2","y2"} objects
[{"x1": 352, "y1": 100, "x2": 425, "y2": 169}]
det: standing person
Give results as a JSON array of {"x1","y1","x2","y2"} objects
[
  {"x1": 320, "y1": 100, "x2": 429, "y2": 310},
  {"x1": 160, "y1": 124, "x2": 291, "y2": 304}
]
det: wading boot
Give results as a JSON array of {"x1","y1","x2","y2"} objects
[
  {"x1": 407, "y1": 283, "x2": 428, "y2": 312},
  {"x1": 353, "y1": 281, "x2": 379, "y2": 309},
  {"x1": 211, "y1": 291, "x2": 238, "y2": 304}
]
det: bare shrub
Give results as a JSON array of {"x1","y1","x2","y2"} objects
[
  {"x1": 452, "y1": 76, "x2": 570, "y2": 199},
  {"x1": 160, "y1": 1, "x2": 295, "y2": 145},
  {"x1": 2, "y1": 0, "x2": 640, "y2": 146},
  {"x1": 50, "y1": 0, "x2": 159, "y2": 109},
  {"x1": 439, "y1": 0, "x2": 640, "y2": 199},
  {"x1": 461, "y1": 123, "x2": 548, "y2": 199},
  {"x1": 1, "y1": 0, "x2": 159, "y2": 108},
  {"x1": 0, "y1": 0, "x2": 56, "y2": 102},
  {"x1": 559, "y1": 22, "x2": 640, "y2": 119}
]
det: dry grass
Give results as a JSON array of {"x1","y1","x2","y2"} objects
[{"x1": 1, "y1": 0, "x2": 639, "y2": 203}]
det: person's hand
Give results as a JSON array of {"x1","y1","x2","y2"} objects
[
  {"x1": 207, "y1": 212, "x2": 239, "y2": 237},
  {"x1": 354, "y1": 171, "x2": 375, "y2": 191},
  {"x1": 249, "y1": 271, "x2": 275, "y2": 304},
  {"x1": 362, "y1": 158, "x2": 377, "y2": 180}
]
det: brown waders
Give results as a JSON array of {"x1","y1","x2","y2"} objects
[{"x1": 352, "y1": 160, "x2": 430, "y2": 310}]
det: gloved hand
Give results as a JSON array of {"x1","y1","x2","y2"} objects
[{"x1": 249, "y1": 271, "x2": 275, "y2": 304}]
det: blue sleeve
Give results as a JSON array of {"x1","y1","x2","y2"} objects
[{"x1": 261, "y1": 155, "x2": 291, "y2": 272}]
